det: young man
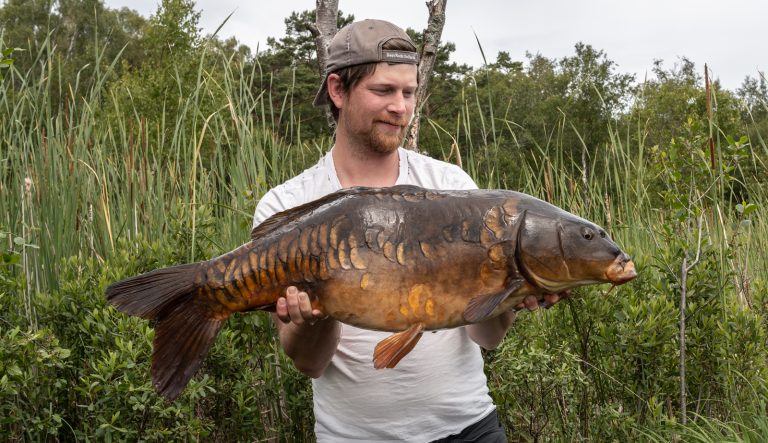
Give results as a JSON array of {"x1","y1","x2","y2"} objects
[{"x1": 252, "y1": 19, "x2": 561, "y2": 442}]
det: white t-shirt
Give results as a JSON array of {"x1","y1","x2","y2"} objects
[{"x1": 252, "y1": 147, "x2": 496, "y2": 443}]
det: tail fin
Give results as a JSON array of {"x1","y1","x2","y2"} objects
[
  {"x1": 150, "y1": 298, "x2": 224, "y2": 400},
  {"x1": 105, "y1": 263, "x2": 226, "y2": 400}
]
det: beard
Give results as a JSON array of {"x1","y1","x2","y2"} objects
[
  {"x1": 365, "y1": 119, "x2": 408, "y2": 154},
  {"x1": 338, "y1": 100, "x2": 411, "y2": 156}
]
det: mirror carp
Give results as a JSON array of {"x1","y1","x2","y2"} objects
[{"x1": 106, "y1": 185, "x2": 637, "y2": 400}]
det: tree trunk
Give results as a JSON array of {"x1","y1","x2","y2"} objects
[
  {"x1": 310, "y1": 0, "x2": 339, "y2": 131},
  {"x1": 405, "y1": 0, "x2": 448, "y2": 151}
]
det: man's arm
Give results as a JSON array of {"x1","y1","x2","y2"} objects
[{"x1": 273, "y1": 286, "x2": 341, "y2": 378}]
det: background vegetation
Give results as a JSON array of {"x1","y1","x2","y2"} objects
[{"x1": 2, "y1": 0, "x2": 767, "y2": 441}]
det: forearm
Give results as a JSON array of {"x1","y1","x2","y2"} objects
[
  {"x1": 466, "y1": 310, "x2": 517, "y2": 350},
  {"x1": 274, "y1": 314, "x2": 341, "y2": 378}
]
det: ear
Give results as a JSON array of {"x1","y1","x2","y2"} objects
[{"x1": 327, "y1": 73, "x2": 345, "y2": 109}]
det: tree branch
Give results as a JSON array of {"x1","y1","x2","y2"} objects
[
  {"x1": 312, "y1": 0, "x2": 338, "y2": 77},
  {"x1": 313, "y1": 0, "x2": 339, "y2": 131},
  {"x1": 679, "y1": 213, "x2": 703, "y2": 426}
]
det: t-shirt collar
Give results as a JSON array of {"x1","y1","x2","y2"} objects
[{"x1": 325, "y1": 146, "x2": 407, "y2": 188}]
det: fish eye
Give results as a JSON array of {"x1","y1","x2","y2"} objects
[{"x1": 582, "y1": 229, "x2": 594, "y2": 240}]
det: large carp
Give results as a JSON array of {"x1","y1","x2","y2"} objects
[{"x1": 106, "y1": 185, "x2": 636, "y2": 400}]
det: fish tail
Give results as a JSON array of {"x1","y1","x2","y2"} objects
[
  {"x1": 105, "y1": 263, "x2": 203, "y2": 318},
  {"x1": 105, "y1": 263, "x2": 225, "y2": 400}
]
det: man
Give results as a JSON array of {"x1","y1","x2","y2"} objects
[{"x1": 252, "y1": 19, "x2": 561, "y2": 442}]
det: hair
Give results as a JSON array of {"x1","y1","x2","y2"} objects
[{"x1": 325, "y1": 38, "x2": 418, "y2": 122}]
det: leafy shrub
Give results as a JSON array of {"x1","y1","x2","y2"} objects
[{"x1": 0, "y1": 227, "x2": 315, "y2": 441}]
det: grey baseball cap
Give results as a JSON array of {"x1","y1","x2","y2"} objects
[{"x1": 313, "y1": 19, "x2": 419, "y2": 106}]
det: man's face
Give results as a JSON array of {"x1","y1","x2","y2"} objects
[{"x1": 337, "y1": 62, "x2": 418, "y2": 155}]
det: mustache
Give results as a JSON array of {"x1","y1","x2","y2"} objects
[{"x1": 377, "y1": 118, "x2": 409, "y2": 127}]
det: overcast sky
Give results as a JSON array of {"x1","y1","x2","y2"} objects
[{"x1": 102, "y1": 0, "x2": 766, "y2": 91}]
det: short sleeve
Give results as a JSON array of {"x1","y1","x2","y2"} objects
[
  {"x1": 251, "y1": 185, "x2": 297, "y2": 229},
  {"x1": 442, "y1": 165, "x2": 478, "y2": 191}
]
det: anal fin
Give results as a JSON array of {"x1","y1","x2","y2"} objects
[
  {"x1": 373, "y1": 322, "x2": 425, "y2": 369},
  {"x1": 463, "y1": 278, "x2": 525, "y2": 323}
]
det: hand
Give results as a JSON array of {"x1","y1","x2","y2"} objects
[
  {"x1": 276, "y1": 286, "x2": 327, "y2": 326},
  {"x1": 514, "y1": 290, "x2": 572, "y2": 312}
]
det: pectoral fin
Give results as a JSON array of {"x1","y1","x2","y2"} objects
[
  {"x1": 373, "y1": 322, "x2": 425, "y2": 369},
  {"x1": 463, "y1": 279, "x2": 525, "y2": 323}
]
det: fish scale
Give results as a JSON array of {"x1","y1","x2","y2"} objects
[{"x1": 106, "y1": 184, "x2": 637, "y2": 400}]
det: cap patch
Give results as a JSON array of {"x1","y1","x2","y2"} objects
[{"x1": 381, "y1": 50, "x2": 419, "y2": 64}]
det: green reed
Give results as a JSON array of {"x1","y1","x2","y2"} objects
[{"x1": 0, "y1": 38, "x2": 315, "y2": 302}]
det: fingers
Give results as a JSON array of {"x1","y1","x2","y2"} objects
[
  {"x1": 276, "y1": 286, "x2": 325, "y2": 325},
  {"x1": 543, "y1": 293, "x2": 560, "y2": 307},
  {"x1": 543, "y1": 289, "x2": 572, "y2": 308},
  {"x1": 514, "y1": 290, "x2": 573, "y2": 312},
  {"x1": 514, "y1": 295, "x2": 541, "y2": 312}
]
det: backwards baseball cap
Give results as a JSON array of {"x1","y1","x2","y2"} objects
[{"x1": 313, "y1": 19, "x2": 419, "y2": 106}]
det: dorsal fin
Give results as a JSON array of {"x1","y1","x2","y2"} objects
[
  {"x1": 251, "y1": 185, "x2": 446, "y2": 241},
  {"x1": 251, "y1": 187, "x2": 368, "y2": 241}
]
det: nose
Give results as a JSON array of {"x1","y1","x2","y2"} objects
[
  {"x1": 387, "y1": 93, "x2": 408, "y2": 115},
  {"x1": 618, "y1": 252, "x2": 631, "y2": 264}
]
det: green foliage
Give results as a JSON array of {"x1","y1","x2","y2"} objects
[
  {"x1": 0, "y1": 234, "x2": 315, "y2": 441},
  {"x1": 0, "y1": 45, "x2": 19, "y2": 81},
  {"x1": 0, "y1": 326, "x2": 72, "y2": 439},
  {"x1": 487, "y1": 335, "x2": 587, "y2": 440},
  {"x1": 485, "y1": 240, "x2": 767, "y2": 441},
  {"x1": 418, "y1": 43, "x2": 637, "y2": 190},
  {"x1": 0, "y1": 0, "x2": 148, "y2": 106},
  {"x1": 142, "y1": 0, "x2": 200, "y2": 60},
  {"x1": 0, "y1": 230, "x2": 70, "y2": 439}
]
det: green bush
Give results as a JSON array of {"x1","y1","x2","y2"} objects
[{"x1": 0, "y1": 231, "x2": 316, "y2": 441}]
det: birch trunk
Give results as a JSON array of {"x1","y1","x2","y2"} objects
[
  {"x1": 310, "y1": 0, "x2": 339, "y2": 130},
  {"x1": 406, "y1": 0, "x2": 448, "y2": 151}
]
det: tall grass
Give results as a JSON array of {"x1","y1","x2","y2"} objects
[
  {"x1": 1, "y1": 37, "x2": 325, "y2": 440},
  {"x1": 0, "y1": 38, "x2": 311, "y2": 301}
]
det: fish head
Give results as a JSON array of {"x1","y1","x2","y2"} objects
[{"x1": 517, "y1": 210, "x2": 637, "y2": 293}]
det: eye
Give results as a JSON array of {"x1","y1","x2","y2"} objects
[{"x1": 583, "y1": 229, "x2": 594, "y2": 240}]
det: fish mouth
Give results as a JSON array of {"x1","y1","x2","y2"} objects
[{"x1": 605, "y1": 254, "x2": 637, "y2": 285}]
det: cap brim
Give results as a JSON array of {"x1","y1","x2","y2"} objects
[{"x1": 313, "y1": 76, "x2": 329, "y2": 107}]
